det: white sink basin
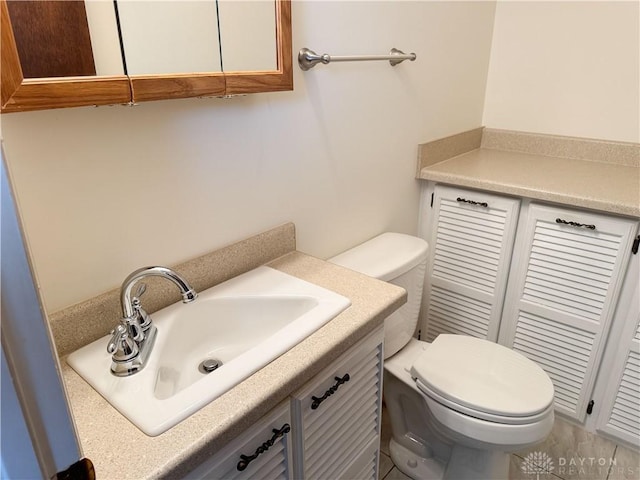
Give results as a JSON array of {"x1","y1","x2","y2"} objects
[{"x1": 67, "y1": 266, "x2": 351, "y2": 436}]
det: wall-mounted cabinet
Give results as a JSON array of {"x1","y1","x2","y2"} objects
[{"x1": 0, "y1": 0, "x2": 292, "y2": 113}]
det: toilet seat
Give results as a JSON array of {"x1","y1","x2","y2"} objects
[
  {"x1": 415, "y1": 378, "x2": 553, "y2": 425},
  {"x1": 410, "y1": 335, "x2": 554, "y2": 423}
]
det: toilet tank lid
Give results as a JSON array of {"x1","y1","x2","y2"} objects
[{"x1": 329, "y1": 232, "x2": 428, "y2": 282}]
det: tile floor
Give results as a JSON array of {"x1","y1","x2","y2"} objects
[{"x1": 378, "y1": 406, "x2": 639, "y2": 480}]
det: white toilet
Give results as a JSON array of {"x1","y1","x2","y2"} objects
[{"x1": 330, "y1": 232, "x2": 555, "y2": 480}]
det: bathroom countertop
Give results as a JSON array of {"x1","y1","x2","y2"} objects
[
  {"x1": 61, "y1": 251, "x2": 406, "y2": 479},
  {"x1": 418, "y1": 148, "x2": 640, "y2": 217}
]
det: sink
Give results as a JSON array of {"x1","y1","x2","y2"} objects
[{"x1": 67, "y1": 266, "x2": 351, "y2": 436}]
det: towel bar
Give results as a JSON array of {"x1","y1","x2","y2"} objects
[{"x1": 298, "y1": 48, "x2": 416, "y2": 71}]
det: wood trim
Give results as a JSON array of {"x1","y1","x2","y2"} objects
[
  {"x1": 1, "y1": 0, "x2": 292, "y2": 112},
  {"x1": 130, "y1": 73, "x2": 226, "y2": 103},
  {"x1": 1, "y1": 0, "x2": 23, "y2": 108},
  {"x1": 1, "y1": 76, "x2": 131, "y2": 113},
  {"x1": 225, "y1": 0, "x2": 293, "y2": 95},
  {"x1": 1, "y1": 0, "x2": 130, "y2": 113}
]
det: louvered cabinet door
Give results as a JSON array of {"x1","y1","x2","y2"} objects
[
  {"x1": 186, "y1": 402, "x2": 293, "y2": 480},
  {"x1": 499, "y1": 203, "x2": 638, "y2": 422},
  {"x1": 598, "y1": 319, "x2": 640, "y2": 445},
  {"x1": 291, "y1": 327, "x2": 384, "y2": 480},
  {"x1": 595, "y1": 267, "x2": 640, "y2": 446},
  {"x1": 423, "y1": 185, "x2": 520, "y2": 342}
]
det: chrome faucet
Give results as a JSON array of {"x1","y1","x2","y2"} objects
[{"x1": 107, "y1": 266, "x2": 197, "y2": 376}]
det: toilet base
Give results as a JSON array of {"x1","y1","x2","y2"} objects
[
  {"x1": 389, "y1": 437, "x2": 445, "y2": 480},
  {"x1": 389, "y1": 437, "x2": 510, "y2": 480},
  {"x1": 443, "y1": 445, "x2": 510, "y2": 480}
]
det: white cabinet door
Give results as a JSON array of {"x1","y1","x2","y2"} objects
[
  {"x1": 499, "y1": 203, "x2": 638, "y2": 422},
  {"x1": 422, "y1": 185, "x2": 520, "y2": 341},
  {"x1": 594, "y1": 252, "x2": 640, "y2": 447},
  {"x1": 291, "y1": 327, "x2": 384, "y2": 480},
  {"x1": 597, "y1": 313, "x2": 640, "y2": 446},
  {"x1": 186, "y1": 402, "x2": 293, "y2": 480}
]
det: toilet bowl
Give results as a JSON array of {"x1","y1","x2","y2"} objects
[{"x1": 330, "y1": 233, "x2": 555, "y2": 480}]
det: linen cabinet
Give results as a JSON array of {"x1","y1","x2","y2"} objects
[
  {"x1": 498, "y1": 203, "x2": 638, "y2": 423},
  {"x1": 420, "y1": 184, "x2": 521, "y2": 342},
  {"x1": 420, "y1": 182, "x2": 640, "y2": 444},
  {"x1": 591, "y1": 253, "x2": 640, "y2": 447}
]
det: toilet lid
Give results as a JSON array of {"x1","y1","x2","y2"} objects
[{"x1": 410, "y1": 335, "x2": 554, "y2": 419}]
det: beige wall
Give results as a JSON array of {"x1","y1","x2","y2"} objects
[
  {"x1": 483, "y1": 1, "x2": 640, "y2": 143},
  {"x1": 1, "y1": 1, "x2": 497, "y2": 313}
]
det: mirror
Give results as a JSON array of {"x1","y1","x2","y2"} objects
[
  {"x1": 115, "y1": 0, "x2": 222, "y2": 75},
  {"x1": 217, "y1": 0, "x2": 277, "y2": 72},
  {"x1": 115, "y1": 0, "x2": 277, "y2": 75},
  {"x1": 1, "y1": 0, "x2": 292, "y2": 112}
]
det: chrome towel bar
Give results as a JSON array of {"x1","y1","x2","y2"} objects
[{"x1": 298, "y1": 47, "x2": 416, "y2": 70}]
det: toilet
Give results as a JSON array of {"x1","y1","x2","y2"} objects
[{"x1": 330, "y1": 232, "x2": 555, "y2": 480}]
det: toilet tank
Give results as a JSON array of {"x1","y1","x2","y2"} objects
[{"x1": 329, "y1": 233, "x2": 429, "y2": 358}]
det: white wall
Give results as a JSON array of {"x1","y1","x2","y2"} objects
[
  {"x1": 483, "y1": 0, "x2": 640, "y2": 143},
  {"x1": 0, "y1": 1, "x2": 497, "y2": 313}
]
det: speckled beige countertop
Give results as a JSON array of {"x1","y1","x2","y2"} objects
[
  {"x1": 419, "y1": 148, "x2": 640, "y2": 218},
  {"x1": 61, "y1": 251, "x2": 406, "y2": 479}
]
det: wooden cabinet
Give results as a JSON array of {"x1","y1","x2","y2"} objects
[
  {"x1": 291, "y1": 327, "x2": 384, "y2": 480},
  {"x1": 0, "y1": 0, "x2": 292, "y2": 112},
  {"x1": 499, "y1": 203, "x2": 638, "y2": 422},
  {"x1": 185, "y1": 326, "x2": 384, "y2": 480},
  {"x1": 186, "y1": 401, "x2": 293, "y2": 480},
  {"x1": 420, "y1": 184, "x2": 520, "y2": 342}
]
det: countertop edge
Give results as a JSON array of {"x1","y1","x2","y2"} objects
[{"x1": 418, "y1": 149, "x2": 640, "y2": 218}]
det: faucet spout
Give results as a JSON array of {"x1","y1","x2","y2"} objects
[
  {"x1": 109, "y1": 266, "x2": 197, "y2": 377},
  {"x1": 120, "y1": 266, "x2": 197, "y2": 319}
]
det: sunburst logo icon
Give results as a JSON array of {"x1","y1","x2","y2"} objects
[{"x1": 521, "y1": 451, "x2": 555, "y2": 480}]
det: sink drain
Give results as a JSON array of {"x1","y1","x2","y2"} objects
[{"x1": 199, "y1": 358, "x2": 222, "y2": 374}]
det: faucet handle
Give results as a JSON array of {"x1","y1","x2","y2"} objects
[
  {"x1": 107, "y1": 324, "x2": 126, "y2": 354},
  {"x1": 134, "y1": 283, "x2": 147, "y2": 298},
  {"x1": 131, "y1": 282, "x2": 153, "y2": 331},
  {"x1": 107, "y1": 325, "x2": 139, "y2": 362},
  {"x1": 131, "y1": 296, "x2": 152, "y2": 332},
  {"x1": 124, "y1": 315, "x2": 145, "y2": 342}
]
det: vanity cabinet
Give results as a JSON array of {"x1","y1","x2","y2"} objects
[
  {"x1": 291, "y1": 327, "x2": 384, "y2": 480},
  {"x1": 420, "y1": 184, "x2": 520, "y2": 342},
  {"x1": 420, "y1": 183, "x2": 640, "y2": 441},
  {"x1": 186, "y1": 402, "x2": 293, "y2": 480},
  {"x1": 186, "y1": 326, "x2": 384, "y2": 480}
]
